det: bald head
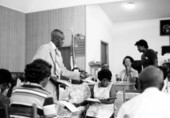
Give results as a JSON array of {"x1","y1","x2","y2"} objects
[{"x1": 139, "y1": 66, "x2": 164, "y2": 90}]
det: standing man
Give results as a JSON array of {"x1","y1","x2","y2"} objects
[
  {"x1": 32, "y1": 29, "x2": 87, "y2": 101},
  {"x1": 135, "y1": 39, "x2": 158, "y2": 68}
]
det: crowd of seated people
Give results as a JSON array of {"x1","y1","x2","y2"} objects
[
  {"x1": 0, "y1": 60, "x2": 118, "y2": 118},
  {"x1": 1, "y1": 56, "x2": 170, "y2": 118}
]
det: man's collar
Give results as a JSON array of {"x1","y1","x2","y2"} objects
[
  {"x1": 23, "y1": 82, "x2": 43, "y2": 88},
  {"x1": 50, "y1": 41, "x2": 57, "y2": 50},
  {"x1": 143, "y1": 87, "x2": 159, "y2": 93}
]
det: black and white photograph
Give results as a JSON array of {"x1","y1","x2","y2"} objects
[{"x1": 0, "y1": 0, "x2": 170, "y2": 118}]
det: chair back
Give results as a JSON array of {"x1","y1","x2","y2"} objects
[
  {"x1": 0, "y1": 104, "x2": 9, "y2": 118},
  {"x1": 9, "y1": 104, "x2": 37, "y2": 118}
]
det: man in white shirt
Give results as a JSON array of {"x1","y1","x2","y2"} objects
[
  {"x1": 32, "y1": 29, "x2": 87, "y2": 101},
  {"x1": 117, "y1": 66, "x2": 170, "y2": 118}
]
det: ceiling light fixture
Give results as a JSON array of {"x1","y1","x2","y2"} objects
[{"x1": 123, "y1": 2, "x2": 135, "y2": 9}]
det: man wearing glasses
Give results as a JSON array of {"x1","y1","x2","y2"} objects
[{"x1": 32, "y1": 29, "x2": 87, "y2": 103}]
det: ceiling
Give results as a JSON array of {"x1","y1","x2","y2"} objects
[
  {"x1": 0, "y1": 0, "x2": 170, "y2": 23},
  {"x1": 0, "y1": 0, "x2": 124, "y2": 13},
  {"x1": 100, "y1": 0, "x2": 170, "y2": 22}
]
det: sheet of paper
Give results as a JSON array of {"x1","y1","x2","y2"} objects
[{"x1": 57, "y1": 101, "x2": 79, "y2": 112}]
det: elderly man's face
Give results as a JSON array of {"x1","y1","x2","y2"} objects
[{"x1": 52, "y1": 31, "x2": 65, "y2": 48}]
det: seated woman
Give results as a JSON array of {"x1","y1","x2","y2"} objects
[
  {"x1": 10, "y1": 59, "x2": 57, "y2": 118},
  {"x1": 117, "y1": 56, "x2": 139, "y2": 90},
  {"x1": 58, "y1": 69, "x2": 91, "y2": 118},
  {"x1": 86, "y1": 69, "x2": 117, "y2": 118},
  {"x1": 0, "y1": 69, "x2": 11, "y2": 106}
]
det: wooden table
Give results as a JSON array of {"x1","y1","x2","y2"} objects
[{"x1": 114, "y1": 82, "x2": 136, "y2": 102}]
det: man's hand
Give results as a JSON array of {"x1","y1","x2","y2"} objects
[{"x1": 80, "y1": 71, "x2": 89, "y2": 79}]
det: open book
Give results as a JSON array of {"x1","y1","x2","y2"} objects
[
  {"x1": 57, "y1": 101, "x2": 79, "y2": 112},
  {"x1": 85, "y1": 98, "x2": 101, "y2": 103}
]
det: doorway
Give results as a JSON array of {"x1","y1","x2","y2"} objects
[
  {"x1": 101, "y1": 41, "x2": 109, "y2": 65},
  {"x1": 59, "y1": 47, "x2": 71, "y2": 70}
]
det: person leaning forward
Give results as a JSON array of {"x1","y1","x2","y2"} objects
[{"x1": 135, "y1": 39, "x2": 158, "y2": 68}]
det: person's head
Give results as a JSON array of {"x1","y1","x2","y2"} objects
[
  {"x1": 25, "y1": 59, "x2": 52, "y2": 87},
  {"x1": 158, "y1": 66, "x2": 168, "y2": 80},
  {"x1": 98, "y1": 69, "x2": 112, "y2": 87},
  {"x1": 135, "y1": 39, "x2": 148, "y2": 52},
  {"x1": 101, "y1": 63, "x2": 110, "y2": 70},
  {"x1": 123, "y1": 56, "x2": 134, "y2": 68},
  {"x1": 139, "y1": 66, "x2": 164, "y2": 91},
  {"x1": 0, "y1": 69, "x2": 12, "y2": 92},
  {"x1": 51, "y1": 29, "x2": 65, "y2": 48}
]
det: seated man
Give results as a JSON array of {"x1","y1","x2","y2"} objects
[
  {"x1": 117, "y1": 66, "x2": 170, "y2": 118},
  {"x1": 10, "y1": 59, "x2": 57, "y2": 118}
]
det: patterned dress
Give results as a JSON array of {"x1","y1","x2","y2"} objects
[
  {"x1": 59, "y1": 82, "x2": 91, "y2": 118},
  {"x1": 86, "y1": 82, "x2": 115, "y2": 118}
]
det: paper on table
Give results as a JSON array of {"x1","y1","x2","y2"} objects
[
  {"x1": 57, "y1": 101, "x2": 79, "y2": 112},
  {"x1": 85, "y1": 98, "x2": 101, "y2": 103}
]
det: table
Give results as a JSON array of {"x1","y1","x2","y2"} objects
[{"x1": 115, "y1": 82, "x2": 136, "y2": 102}]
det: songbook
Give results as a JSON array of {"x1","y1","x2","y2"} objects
[
  {"x1": 85, "y1": 98, "x2": 101, "y2": 103},
  {"x1": 57, "y1": 101, "x2": 79, "y2": 112}
]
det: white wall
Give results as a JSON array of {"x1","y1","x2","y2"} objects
[
  {"x1": 86, "y1": 5, "x2": 170, "y2": 78},
  {"x1": 86, "y1": 5, "x2": 115, "y2": 74},
  {"x1": 112, "y1": 19, "x2": 170, "y2": 74}
]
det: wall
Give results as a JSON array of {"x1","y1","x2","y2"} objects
[
  {"x1": 26, "y1": 6, "x2": 86, "y2": 69},
  {"x1": 112, "y1": 18, "x2": 170, "y2": 74},
  {"x1": 86, "y1": 5, "x2": 115, "y2": 74},
  {"x1": 86, "y1": 5, "x2": 170, "y2": 78},
  {"x1": 0, "y1": 6, "x2": 25, "y2": 72}
]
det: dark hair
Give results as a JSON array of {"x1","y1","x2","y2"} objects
[
  {"x1": 135, "y1": 39, "x2": 148, "y2": 48},
  {"x1": 25, "y1": 59, "x2": 52, "y2": 84},
  {"x1": 123, "y1": 56, "x2": 134, "y2": 65},
  {"x1": 98, "y1": 69, "x2": 112, "y2": 81},
  {"x1": 158, "y1": 66, "x2": 168, "y2": 80},
  {"x1": 0, "y1": 69, "x2": 12, "y2": 85},
  {"x1": 51, "y1": 29, "x2": 63, "y2": 36}
]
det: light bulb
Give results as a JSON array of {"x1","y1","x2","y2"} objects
[{"x1": 124, "y1": 2, "x2": 135, "y2": 9}]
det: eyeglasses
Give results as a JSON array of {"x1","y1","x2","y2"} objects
[{"x1": 55, "y1": 35, "x2": 64, "y2": 41}]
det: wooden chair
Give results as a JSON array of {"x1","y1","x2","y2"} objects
[
  {"x1": 9, "y1": 104, "x2": 37, "y2": 118},
  {"x1": 0, "y1": 104, "x2": 9, "y2": 118}
]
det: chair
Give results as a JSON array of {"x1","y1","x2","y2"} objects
[
  {"x1": 9, "y1": 104, "x2": 37, "y2": 118},
  {"x1": 0, "y1": 104, "x2": 9, "y2": 118}
]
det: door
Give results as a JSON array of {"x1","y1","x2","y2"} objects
[
  {"x1": 101, "y1": 41, "x2": 109, "y2": 65},
  {"x1": 59, "y1": 47, "x2": 71, "y2": 70}
]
